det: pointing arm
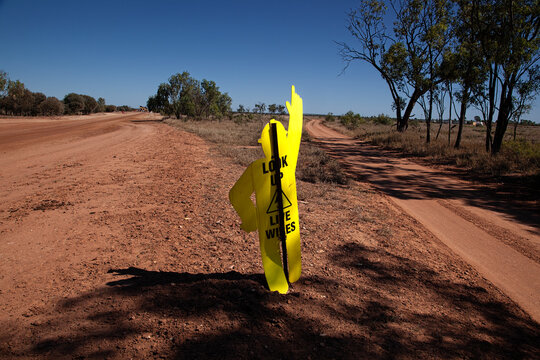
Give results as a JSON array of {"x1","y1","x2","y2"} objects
[{"x1": 286, "y1": 85, "x2": 303, "y2": 166}]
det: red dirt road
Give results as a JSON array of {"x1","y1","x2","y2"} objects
[{"x1": 306, "y1": 118, "x2": 540, "y2": 324}]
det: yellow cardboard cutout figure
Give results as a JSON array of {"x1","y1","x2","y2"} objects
[{"x1": 229, "y1": 86, "x2": 303, "y2": 294}]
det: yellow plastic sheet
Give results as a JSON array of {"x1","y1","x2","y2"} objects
[{"x1": 229, "y1": 86, "x2": 303, "y2": 294}]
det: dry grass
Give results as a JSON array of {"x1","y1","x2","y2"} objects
[
  {"x1": 325, "y1": 119, "x2": 540, "y2": 179},
  {"x1": 299, "y1": 131, "x2": 349, "y2": 184},
  {"x1": 166, "y1": 117, "x2": 349, "y2": 184}
]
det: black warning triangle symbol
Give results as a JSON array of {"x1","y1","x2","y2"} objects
[{"x1": 266, "y1": 189, "x2": 293, "y2": 214}]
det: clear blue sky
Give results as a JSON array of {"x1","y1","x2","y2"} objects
[{"x1": 1, "y1": 0, "x2": 539, "y2": 121}]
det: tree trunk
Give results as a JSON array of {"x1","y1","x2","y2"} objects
[
  {"x1": 395, "y1": 100, "x2": 403, "y2": 131},
  {"x1": 485, "y1": 120, "x2": 493, "y2": 152},
  {"x1": 426, "y1": 88, "x2": 433, "y2": 143},
  {"x1": 427, "y1": 49, "x2": 433, "y2": 144},
  {"x1": 448, "y1": 84, "x2": 453, "y2": 145},
  {"x1": 454, "y1": 88, "x2": 469, "y2": 149},
  {"x1": 485, "y1": 65, "x2": 497, "y2": 152},
  {"x1": 436, "y1": 115, "x2": 443, "y2": 140},
  {"x1": 398, "y1": 89, "x2": 422, "y2": 132},
  {"x1": 492, "y1": 109, "x2": 510, "y2": 154},
  {"x1": 491, "y1": 81, "x2": 514, "y2": 155}
]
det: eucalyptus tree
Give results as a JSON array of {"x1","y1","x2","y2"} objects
[
  {"x1": 464, "y1": 0, "x2": 539, "y2": 153},
  {"x1": 200, "y1": 79, "x2": 221, "y2": 118},
  {"x1": 450, "y1": 1, "x2": 489, "y2": 149},
  {"x1": 268, "y1": 104, "x2": 277, "y2": 114},
  {"x1": 147, "y1": 72, "x2": 232, "y2": 119},
  {"x1": 97, "y1": 97, "x2": 106, "y2": 112},
  {"x1": 338, "y1": 0, "x2": 454, "y2": 132},
  {"x1": 489, "y1": 0, "x2": 539, "y2": 154},
  {"x1": 254, "y1": 102, "x2": 266, "y2": 114},
  {"x1": 510, "y1": 66, "x2": 540, "y2": 139}
]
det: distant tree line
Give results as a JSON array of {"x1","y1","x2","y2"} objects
[
  {"x1": 236, "y1": 102, "x2": 286, "y2": 115},
  {"x1": 0, "y1": 70, "x2": 133, "y2": 116},
  {"x1": 338, "y1": 0, "x2": 539, "y2": 154},
  {"x1": 147, "y1": 72, "x2": 232, "y2": 119}
]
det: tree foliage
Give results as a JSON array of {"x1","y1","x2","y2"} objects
[
  {"x1": 338, "y1": 0, "x2": 454, "y2": 132},
  {"x1": 97, "y1": 97, "x2": 106, "y2": 112},
  {"x1": 0, "y1": 80, "x2": 34, "y2": 116},
  {"x1": 63, "y1": 93, "x2": 85, "y2": 114},
  {"x1": 39, "y1": 97, "x2": 64, "y2": 116},
  {"x1": 147, "y1": 72, "x2": 232, "y2": 119},
  {"x1": 62, "y1": 93, "x2": 105, "y2": 114}
]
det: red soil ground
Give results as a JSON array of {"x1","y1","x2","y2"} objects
[{"x1": 0, "y1": 113, "x2": 538, "y2": 359}]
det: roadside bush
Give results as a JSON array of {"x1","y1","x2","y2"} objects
[
  {"x1": 105, "y1": 105, "x2": 116, "y2": 112},
  {"x1": 325, "y1": 112, "x2": 335, "y2": 122},
  {"x1": 340, "y1": 111, "x2": 364, "y2": 129},
  {"x1": 372, "y1": 114, "x2": 393, "y2": 125},
  {"x1": 39, "y1": 97, "x2": 64, "y2": 116},
  {"x1": 31, "y1": 92, "x2": 46, "y2": 116},
  {"x1": 63, "y1": 93, "x2": 85, "y2": 114},
  {"x1": 502, "y1": 140, "x2": 540, "y2": 171},
  {"x1": 82, "y1": 95, "x2": 98, "y2": 114}
]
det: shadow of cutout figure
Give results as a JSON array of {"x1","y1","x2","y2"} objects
[
  {"x1": 229, "y1": 86, "x2": 303, "y2": 294},
  {"x1": 107, "y1": 267, "x2": 266, "y2": 288}
]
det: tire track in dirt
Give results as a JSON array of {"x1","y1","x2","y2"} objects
[{"x1": 306, "y1": 118, "x2": 540, "y2": 324}]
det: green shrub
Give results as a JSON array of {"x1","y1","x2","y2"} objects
[
  {"x1": 325, "y1": 112, "x2": 335, "y2": 122},
  {"x1": 502, "y1": 139, "x2": 540, "y2": 171},
  {"x1": 340, "y1": 111, "x2": 364, "y2": 129},
  {"x1": 372, "y1": 114, "x2": 394, "y2": 125}
]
